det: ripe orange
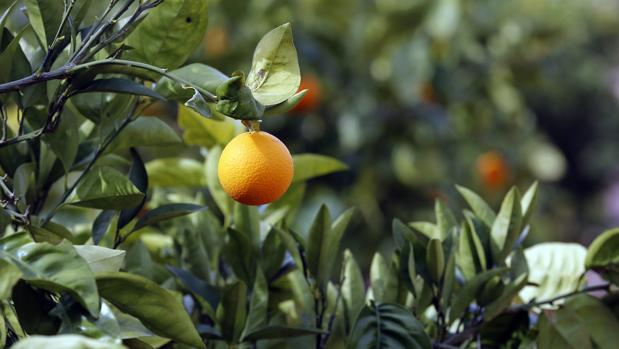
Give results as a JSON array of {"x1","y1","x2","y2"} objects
[
  {"x1": 218, "y1": 131, "x2": 294, "y2": 205},
  {"x1": 476, "y1": 151, "x2": 510, "y2": 191},
  {"x1": 292, "y1": 74, "x2": 322, "y2": 113}
]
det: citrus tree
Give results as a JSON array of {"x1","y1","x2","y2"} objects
[{"x1": 1, "y1": 1, "x2": 619, "y2": 349}]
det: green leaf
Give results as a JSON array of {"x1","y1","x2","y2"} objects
[
  {"x1": 264, "y1": 89, "x2": 308, "y2": 117},
  {"x1": 484, "y1": 273, "x2": 528, "y2": 321},
  {"x1": 490, "y1": 187, "x2": 522, "y2": 264},
  {"x1": 69, "y1": 166, "x2": 145, "y2": 209},
  {"x1": 241, "y1": 268, "x2": 269, "y2": 341},
  {"x1": 457, "y1": 221, "x2": 487, "y2": 280},
  {"x1": 13, "y1": 163, "x2": 35, "y2": 202},
  {"x1": 184, "y1": 88, "x2": 213, "y2": 119},
  {"x1": 538, "y1": 308, "x2": 592, "y2": 349},
  {"x1": 178, "y1": 105, "x2": 237, "y2": 148},
  {"x1": 0, "y1": 258, "x2": 21, "y2": 300},
  {"x1": 306, "y1": 206, "x2": 354, "y2": 289},
  {"x1": 435, "y1": 201, "x2": 456, "y2": 240},
  {"x1": 565, "y1": 295, "x2": 619, "y2": 349},
  {"x1": 369, "y1": 252, "x2": 397, "y2": 303},
  {"x1": 206, "y1": 146, "x2": 233, "y2": 215},
  {"x1": 12, "y1": 334, "x2": 126, "y2": 349},
  {"x1": 92, "y1": 210, "x2": 115, "y2": 245},
  {"x1": 456, "y1": 185, "x2": 496, "y2": 228},
  {"x1": 292, "y1": 154, "x2": 348, "y2": 183},
  {"x1": 341, "y1": 250, "x2": 365, "y2": 333},
  {"x1": 520, "y1": 181, "x2": 539, "y2": 227},
  {"x1": 233, "y1": 203, "x2": 261, "y2": 250},
  {"x1": 585, "y1": 228, "x2": 619, "y2": 285},
  {"x1": 260, "y1": 228, "x2": 287, "y2": 280},
  {"x1": 146, "y1": 158, "x2": 206, "y2": 187},
  {"x1": 449, "y1": 268, "x2": 508, "y2": 323},
  {"x1": 123, "y1": 0, "x2": 209, "y2": 71},
  {"x1": 110, "y1": 117, "x2": 181, "y2": 151},
  {"x1": 74, "y1": 245, "x2": 125, "y2": 273},
  {"x1": 155, "y1": 63, "x2": 228, "y2": 100},
  {"x1": 96, "y1": 272, "x2": 205, "y2": 349},
  {"x1": 216, "y1": 280, "x2": 247, "y2": 343},
  {"x1": 215, "y1": 75, "x2": 265, "y2": 120},
  {"x1": 24, "y1": 0, "x2": 63, "y2": 48},
  {"x1": 517, "y1": 242, "x2": 586, "y2": 307},
  {"x1": 224, "y1": 228, "x2": 257, "y2": 286},
  {"x1": 246, "y1": 23, "x2": 301, "y2": 106},
  {"x1": 348, "y1": 302, "x2": 432, "y2": 349},
  {"x1": 75, "y1": 78, "x2": 164, "y2": 100},
  {"x1": 118, "y1": 148, "x2": 148, "y2": 227},
  {"x1": 242, "y1": 326, "x2": 325, "y2": 342},
  {"x1": 0, "y1": 236, "x2": 100, "y2": 317},
  {"x1": 43, "y1": 110, "x2": 80, "y2": 172},
  {"x1": 132, "y1": 203, "x2": 205, "y2": 232},
  {"x1": 426, "y1": 238, "x2": 445, "y2": 283},
  {"x1": 27, "y1": 221, "x2": 75, "y2": 244}
]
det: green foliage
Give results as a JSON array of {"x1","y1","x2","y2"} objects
[{"x1": 0, "y1": 1, "x2": 618, "y2": 349}]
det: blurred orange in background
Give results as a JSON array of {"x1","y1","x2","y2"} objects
[
  {"x1": 476, "y1": 151, "x2": 510, "y2": 191},
  {"x1": 292, "y1": 74, "x2": 322, "y2": 114}
]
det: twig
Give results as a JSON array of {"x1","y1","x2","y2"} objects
[{"x1": 513, "y1": 283, "x2": 611, "y2": 310}]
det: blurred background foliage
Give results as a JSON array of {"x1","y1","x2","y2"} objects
[{"x1": 149, "y1": 0, "x2": 619, "y2": 267}]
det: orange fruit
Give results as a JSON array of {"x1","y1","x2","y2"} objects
[
  {"x1": 476, "y1": 151, "x2": 510, "y2": 190},
  {"x1": 292, "y1": 74, "x2": 322, "y2": 113},
  {"x1": 218, "y1": 131, "x2": 294, "y2": 205}
]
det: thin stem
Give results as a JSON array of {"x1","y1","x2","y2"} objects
[{"x1": 514, "y1": 283, "x2": 611, "y2": 310}]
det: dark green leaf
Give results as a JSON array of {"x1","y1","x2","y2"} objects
[
  {"x1": 490, "y1": 187, "x2": 522, "y2": 264},
  {"x1": 206, "y1": 146, "x2": 233, "y2": 215},
  {"x1": 435, "y1": 200, "x2": 456, "y2": 240},
  {"x1": 585, "y1": 228, "x2": 619, "y2": 285},
  {"x1": 69, "y1": 166, "x2": 144, "y2": 209},
  {"x1": 123, "y1": 0, "x2": 209, "y2": 71},
  {"x1": 215, "y1": 75, "x2": 265, "y2": 120},
  {"x1": 92, "y1": 210, "x2": 115, "y2": 245},
  {"x1": 426, "y1": 238, "x2": 445, "y2": 283},
  {"x1": 484, "y1": 274, "x2": 528, "y2": 321},
  {"x1": 75, "y1": 78, "x2": 164, "y2": 100},
  {"x1": 132, "y1": 203, "x2": 205, "y2": 232},
  {"x1": 370, "y1": 252, "x2": 398, "y2": 303},
  {"x1": 233, "y1": 203, "x2": 261, "y2": 250},
  {"x1": 96, "y1": 272, "x2": 205, "y2": 349},
  {"x1": 241, "y1": 268, "x2": 269, "y2": 340},
  {"x1": 341, "y1": 249, "x2": 365, "y2": 334},
  {"x1": 167, "y1": 266, "x2": 219, "y2": 310},
  {"x1": 520, "y1": 181, "x2": 539, "y2": 227},
  {"x1": 457, "y1": 221, "x2": 487, "y2": 280},
  {"x1": 183, "y1": 88, "x2": 213, "y2": 119},
  {"x1": 565, "y1": 295, "x2": 619, "y2": 349},
  {"x1": 449, "y1": 268, "x2": 508, "y2": 323},
  {"x1": 538, "y1": 308, "x2": 592, "y2": 349},
  {"x1": 215, "y1": 280, "x2": 247, "y2": 343},
  {"x1": 456, "y1": 185, "x2": 496, "y2": 228},
  {"x1": 118, "y1": 148, "x2": 148, "y2": 229},
  {"x1": 0, "y1": 235, "x2": 100, "y2": 317},
  {"x1": 224, "y1": 228, "x2": 257, "y2": 286},
  {"x1": 24, "y1": 0, "x2": 63, "y2": 48},
  {"x1": 0, "y1": 258, "x2": 21, "y2": 300},
  {"x1": 242, "y1": 326, "x2": 325, "y2": 342},
  {"x1": 246, "y1": 23, "x2": 301, "y2": 106},
  {"x1": 348, "y1": 303, "x2": 432, "y2": 349}
]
